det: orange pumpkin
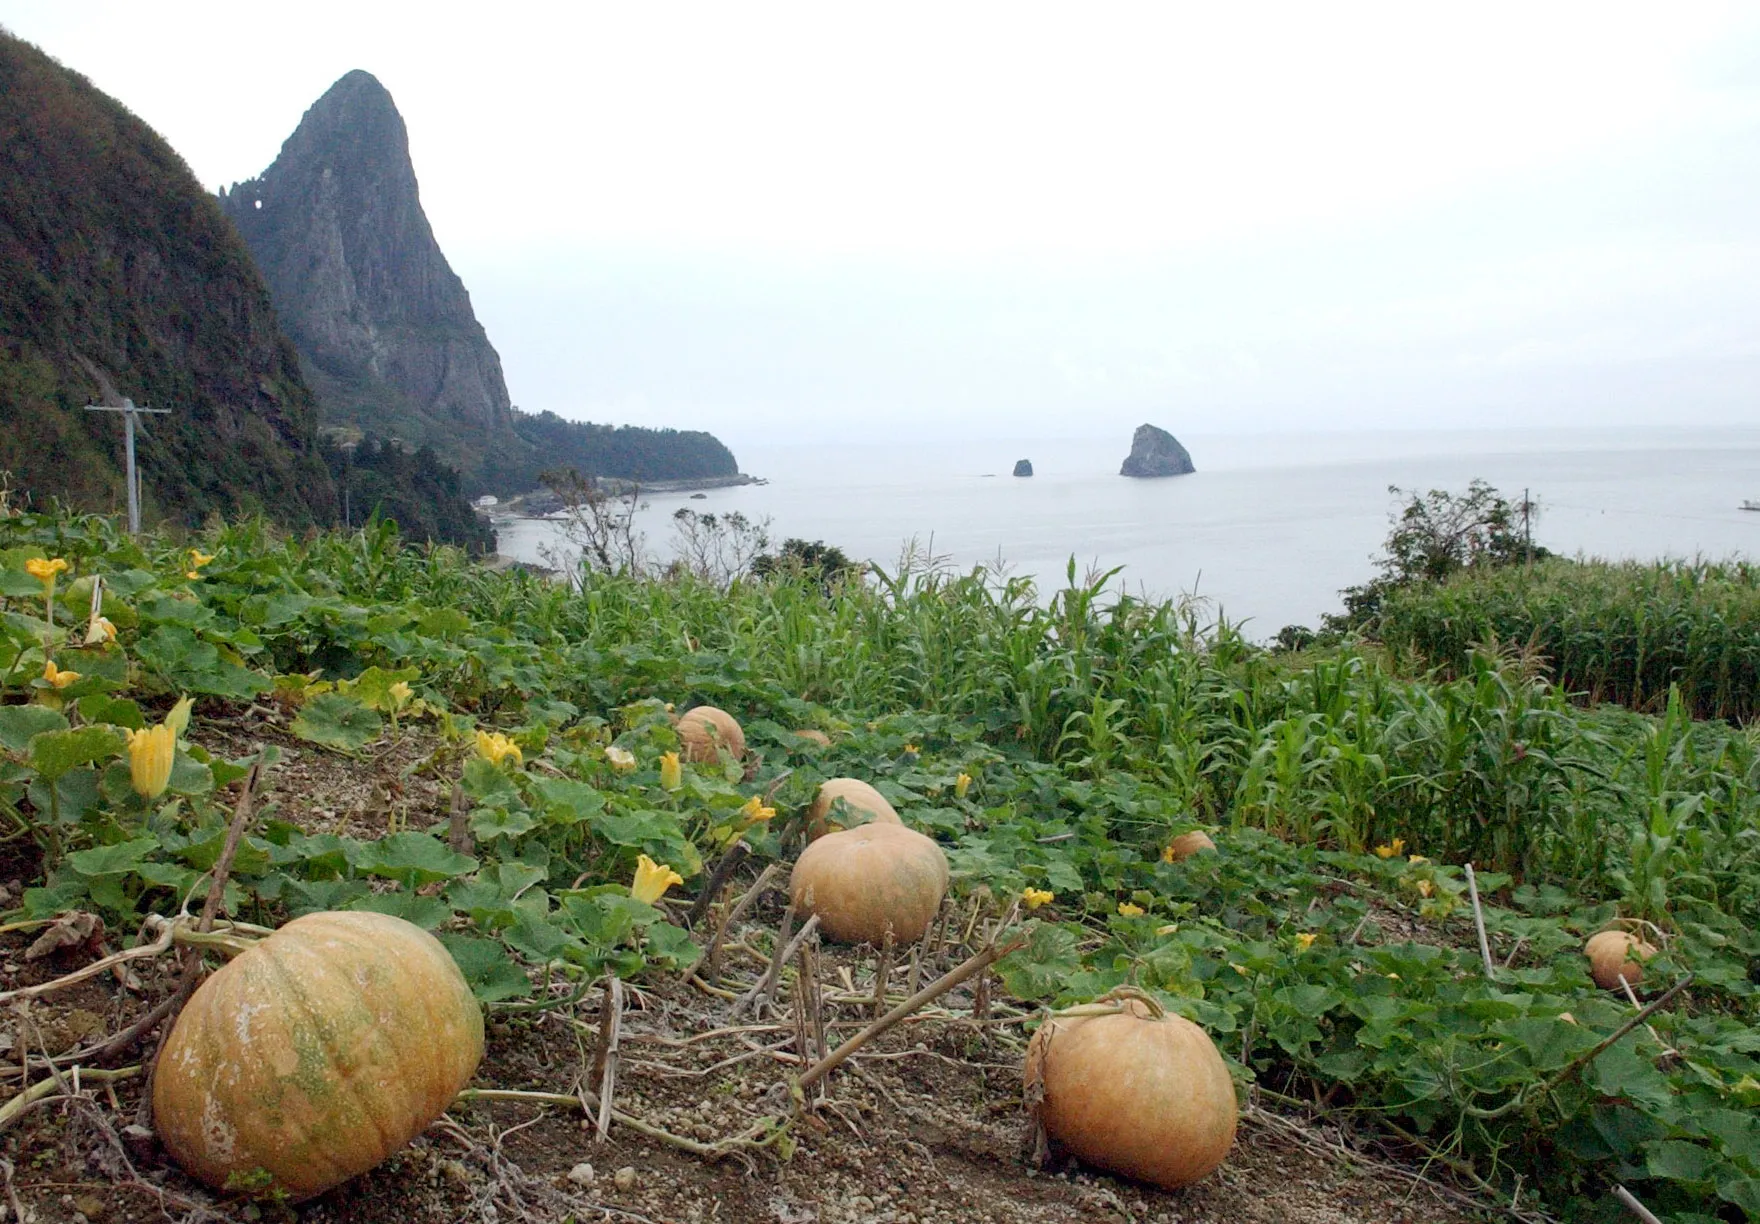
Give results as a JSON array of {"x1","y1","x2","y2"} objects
[
  {"x1": 806, "y1": 777, "x2": 902, "y2": 840},
  {"x1": 1025, "y1": 993, "x2": 1236, "y2": 1190},
  {"x1": 676, "y1": 705, "x2": 745, "y2": 764},
  {"x1": 1585, "y1": 929, "x2": 1655, "y2": 991},
  {"x1": 793, "y1": 729, "x2": 832, "y2": 748},
  {"x1": 1164, "y1": 831, "x2": 1216, "y2": 862},
  {"x1": 790, "y1": 822, "x2": 947, "y2": 944},
  {"x1": 152, "y1": 911, "x2": 484, "y2": 1200}
]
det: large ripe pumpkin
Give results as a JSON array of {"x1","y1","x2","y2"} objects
[
  {"x1": 1025, "y1": 993, "x2": 1236, "y2": 1190},
  {"x1": 152, "y1": 911, "x2": 484, "y2": 1201},
  {"x1": 807, "y1": 777, "x2": 902, "y2": 840},
  {"x1": 1163, "y1": 831, "x2": 1216, "y2": 862},
  {"x1": 676, "y1": 705, "x2": 745, "y2": 764},
  {"x1": 790, "y1": 821, "x2": 947, "y2": 944},
  {"x1": 1585, "y1": 928, "x2": 1656, "y2": 991}
]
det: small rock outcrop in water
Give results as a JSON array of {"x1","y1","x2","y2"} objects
[
  {"x1": 1013, "y1": 459, "x2": 1034, "y2": 477},
  {"x1": 1119, "y1": 424, "x2": 1195, "y2": 478}
]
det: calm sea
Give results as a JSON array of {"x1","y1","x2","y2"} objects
[{"x1": 496, "y1": 427, "x2": 1760, "y2": 641}]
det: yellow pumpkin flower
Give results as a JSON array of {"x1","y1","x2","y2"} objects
[
  {"x1": 1229, "y1": 962, "x2": 1250, "y2": 976},
  {"x1": 1408, "y1": 854, "x2": 1429, "y2": 865},
  {"x1": 1295, "y1": 932, "x2": 1317, "y2": 951},
  {"x1": 1021, "y1": 887, "x2": 1054, "y2": 910},
  {"x1": 388, "y1": 680, "x2": 413, "y2": 707},
  {"x1": 902, "y1": 743, "x2": 920, "y2": 755},
  {"x1": 954, "y1": 772, "x2": 972, "y2": 798},
  {"x1": 739, "y1": 794, "x2": 776, "y2": 823},
  {"x1": 188, "y1": 549, "x2": 215, "y2": 569},
  {"x1": 41, "y1": 660, "x2": 80, "y2": 688},
  {"x1": 1414, "y1": 878, "x2": 1435, "y2": 898},
  {"x1": 1374, "y1": 837, "x2": 1406, "y2": 859},
  {"x1": 126, "y1": 696, "x2": 193, "y2": 800},
  {"x1": 24, "y1": 557, "x2": 69, "y2": 587},
  {"x1": 474, "y1": 729, "x2": 523, "y2": 768},
  {"x1": 1117, "y1": 901, "x2": 1145, "y2": 917},
  {"x1": 84, "y1": 613, "x2": 116, "y2": 646},
  {"x1": 605, "y1": 745, "x2": 637, "y2": 771},
  {"x1": 631, "y1": 854, "x2": 683, "y2": 905},
  {"x1": 659, "y1": 750, "x2": 682, "y2": 790}
]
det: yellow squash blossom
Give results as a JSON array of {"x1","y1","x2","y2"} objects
[
  {"x1": 84, "y1": 614, "x2": 116, "y2": 646},
  {"x1": 954, "y1": 772, "x2": 972, "y2": 799},
  {"x1": 1021, "y1": 887, "x2": 1054, "y2": 910},
  {"x1": 24, "y1": 557, "x2": 68, "y2": 587},
  {"x1": 388, "y1": 681, "x2": 413, "y2": 708},
  {"x1": 1295, "y1": 932, "x2": 1318, "y2": 951},
  {"x1": 1374, "y1": 837, "x2": 1407, "y2": 859},
  {"x1": 1414, "y1": 879, "x2": 1435, "y2": 898},
  {"x1": 41, "y1": 660, "x2": 80, "y2": 688},
  {"x1": 631, "y1": 854, "x2": 683, "y2": 905},
  {"x1": 188, "y1": 549, "x2": 216, "y2": 569},
  {"x1": 1408, "y1": 854, "x2": 1429, "y2": 865},
  {"x1": 605, "y1": 745, "x2": 637, "y2": 771},
  {"x1": 126, "y1": 696, "x2": 193, "y2": 800},
  {"x1": 739, "y1": 794, "x2": 776, "y2": 823},
  {"x1": 659, "y1": 751, "x2": 682, "y2": 790},
  {"x1": 902, "y1": 743, "x2": 920, "y2": 755},
  {"x1": 1117, "y1": 901, "x2": 1145, "y2": 917},
  {"x1": 475, "y1": 729, "x2": 523, "y2": 768}
]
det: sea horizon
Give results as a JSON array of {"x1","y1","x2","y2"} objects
[{"x1": 498, "y1": 423, "x2": 1760, "y2": 639}]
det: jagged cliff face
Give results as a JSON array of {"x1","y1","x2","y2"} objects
[
  {"x1": 220, "y1": 71, "x2": 514, "y2": 453},
  {"x1": 0, "y1": 30, "x2": 337, "y2": 526}
]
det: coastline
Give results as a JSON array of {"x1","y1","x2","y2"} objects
[{"x1": 477, "y1": 471, "x2": 765, "y2": 526}]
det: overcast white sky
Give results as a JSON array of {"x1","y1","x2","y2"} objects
[{"x1": 5, "y1": 3, "x2": 1760, "y2": 446}]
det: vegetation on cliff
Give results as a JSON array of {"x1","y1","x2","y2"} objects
[{"x1": 0, "y1": 29, "x2": 337, "y2": 527}]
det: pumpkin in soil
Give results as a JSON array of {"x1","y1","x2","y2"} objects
[
  {"x1": 790, "y1": 821, "x2": 947, "y2": 944},
  {"x1": 676, "y1": 705, "x2": 745, "y2": 764},
  {"x1": 793, "y1": 728, "x2": 832, "y2": 748},
  {"x1": 1025, "y1": 993, "x2": 1237, "y2": 1190},
  {"x1": 152, "y1": 911, "x2": 483, "y2": 1201},
  {"x1": 806, "y1": 777, "x2": 902, "y2": 840},
  {"x1": 1585, "y1": 928, "x2": 1656, "y2": 991},
  {"x1": 1163, "y1": 830, "x2": 1217, "y2": 862}
]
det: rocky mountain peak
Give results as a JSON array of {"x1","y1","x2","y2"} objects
[{"x1": 220, "y1": 70, "x2": 514, "y2": 443}]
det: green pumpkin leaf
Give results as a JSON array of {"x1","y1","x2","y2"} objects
[
  {"x1": 280, "y1": 877, "x2": 372, "y2": 915},
  {"x1": 996, "y1": 921, "x2": 1082, "y2": 1002},
  {"x1": 291, "y1": 693, "x2": 382, "y2": 753},
  {"x1": 342, "y1": 665, "x2": 421, "y2": 713},
  {"x1": 643, "y1": 921, "x2": 701, "y2": 971},
  {"x1": 437, "y1": 933, "x2": 535, "y2": 1002},
  {"x1": 347, "y1": 891, "x2": 451, "y2": 929},
  {"x1": 470, "y1": 806, "x2": 538, "y2": 841},
  {"x1": 357, "y1": 832, "x2": 477, "y2": 885},
  {"x1": 0, "y1": 705, "x2": 68, "y2": 754},
  {"x1": 27, "y1": 726, "x2": 124, "y2": 781},
  {"x1": 65, "y1": 837, "x2": 160, "y2": 877},
  {"x1": 76, "y1": 694, "x2": 144, "y2": 730}
]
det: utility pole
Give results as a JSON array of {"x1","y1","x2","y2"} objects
[
  {"x1": 1522, "y1": 487, "x2": 1533, "y2": 568},
  {"x1": 83, "y1": 398, "x2": 170, "y2": 535}
]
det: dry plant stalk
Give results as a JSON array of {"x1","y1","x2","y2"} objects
[
  {"x1": 796, "y1": 930, "x2": 1026, "y2": 1095},
  {"x1": 591, "y1": 976, "x2": 623, "y2": 1141}
]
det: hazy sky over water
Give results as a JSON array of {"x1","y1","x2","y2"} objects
[{"x1": 5, "y1": 3, "x2": 1760, "y2": 448}]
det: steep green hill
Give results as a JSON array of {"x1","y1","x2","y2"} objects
[{"x1": 0, "y1": 29, "x2": 338, "y2": 526}]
